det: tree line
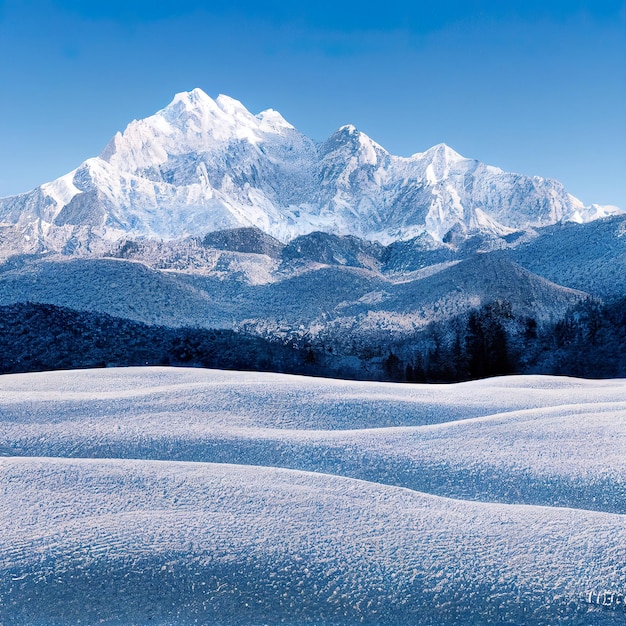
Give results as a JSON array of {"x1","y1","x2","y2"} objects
[{"x1": 1, "y1": 298, "x2": 625, "y2": 382}]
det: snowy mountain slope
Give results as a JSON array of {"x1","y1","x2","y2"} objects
[
  {"x1": 0, "y1": 88, "x2": 620, "y2": 258},
  {"x1": 502, "y1": 214, "x2": 626, "y2": 298},
  {"x1": 176, "y1": 254, "x2": 587, "y2": 344},
  {"x1": 202, "y1": 225, "x2": 285, "y2": 258},
  {"x1": 2, "y1": 367, "x2": 626, "y2": 625},
  {"x1": 0, "y1": 256, "x2": 385, "y2": 331},
  {"x1": 100, "y1": 218, "x2": 624, "y2": 303},
  {"x1": 102, "y1": 234, "x2": 281, "y2": 281},
  {"x1": 0, "y1": 257, "x2": 239, "y2": 328},
  {"x1": 0, "y1": 251, "x2": 587, "y2": 341},
  {"x1": 281, "y1": 230, "x2": 386, "y2": 271},
  {"x1": 317, "y1": 255, "x2": 587, "y2": 344}
]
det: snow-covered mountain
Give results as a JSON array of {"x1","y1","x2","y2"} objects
[{"x1": 0, "y1": 88, "x2": 620, "y2": 257}]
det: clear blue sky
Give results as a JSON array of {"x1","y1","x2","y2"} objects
[{"x1": 1, "y1": 0, "x2": 624, "y2": 208}]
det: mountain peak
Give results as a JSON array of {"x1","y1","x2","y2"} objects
[
  {"x1": 421, "y1": 143, "x2": 465, "y2": 163},
  {"x1": 0, "y1": 89, "x2": 622, "y2": 257},
  {"x1": 323, "y1": 124, "x2": 387, "y2": 161},
  {"x1": 158, "y1": 88, "x2": 224, "y2": 132},
  {"x1": 169, "y1": 87, "x2": 218, "y2": 112},
  {"x1": 161, "y1": 89, "x2": 262, "y2": 130},
  {"x1": 215, "y1": 93, "x2": 254, "y2": 117},
  {"x1": 257, "y1": 108, "x2": 295, "y2": 132}
]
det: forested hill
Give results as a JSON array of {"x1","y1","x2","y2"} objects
[{"x1": 2, "y1": 298, "x2": 625, "y2": 382}]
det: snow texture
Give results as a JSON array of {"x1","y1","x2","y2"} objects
[{"x1": 1, "y1": 366, "x2": 626, "y2": 624}]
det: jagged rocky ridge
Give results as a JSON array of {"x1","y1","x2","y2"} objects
[{"x1": 0, "y1": 88, "x2": 621, "y2": 259}]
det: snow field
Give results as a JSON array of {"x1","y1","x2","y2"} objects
[
  {"x1": 1, "y1": 366, "x2": 626, "y2": 624},
  {"x1": 2, "y1": 457, "x2": 626, "y2": 625}
]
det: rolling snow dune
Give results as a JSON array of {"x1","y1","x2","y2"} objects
[
  {"x1": 1, "y1": 367, "x2": 626, "y2": 625},
  {"x1": 2, "y1": 458, "x2": 626, "y2": 626}
]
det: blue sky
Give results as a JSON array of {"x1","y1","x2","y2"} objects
[{"x1": 0, "y1": 0, "x2": 624, "y2": 207}]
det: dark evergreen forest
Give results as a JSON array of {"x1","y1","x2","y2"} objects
[{"x1": 1, "y1": 299, "x2": 625, "y2": 382}]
